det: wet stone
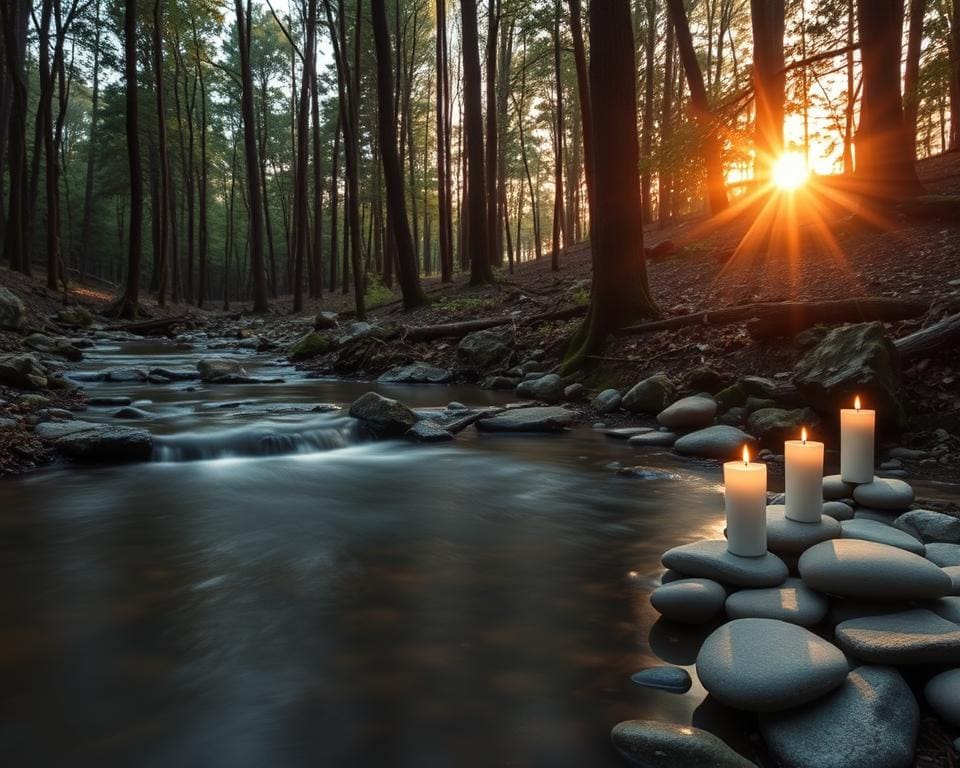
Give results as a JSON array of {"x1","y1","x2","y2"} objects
[
  {"x1": 629, "y1": 666, "x2": 692, "y2": 694},
  {"x1": 661, "y1": 539, "x2": 788, "y2": 588},
  {"x1": 650, "y1": 578, "x2": 726, "y2": 625},
  {"x1": 724, "y1": 577, "x2": 829, "y2": 627},
  {"x1": 840, "y1": 518, "x2": 925, "y2": 555},
  {"x1": 610, "y1": 720, "x2": 755, "y2": 768},
  {"x1": 765, "y1": 505, "x2": 841, "y2": 557},
  {"x1": 852, "y1": 477, "x2": 914, "y2": 511},
  {"x1": 836, "y1": 609, "x2": 960, "y2": 664}
]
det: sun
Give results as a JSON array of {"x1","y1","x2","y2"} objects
[{"x1": 771, "y1": 151, "x2": 809, "y2": 191}]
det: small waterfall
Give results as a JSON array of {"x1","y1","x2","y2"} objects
[{"x1": 153, "y1": 415, "x2": 361, "y2": 462}]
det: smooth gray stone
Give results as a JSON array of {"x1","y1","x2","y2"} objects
[
  {"x1": 926, "y1": 543, "x2": 960, "y2": 567},
  {"x1": 673, "y1": 425, "x2": 757, "y2": 460},
  {"x1": 592, "y1": 388, "x2": 622, "y2": 414},
  {"x1": 836, "y1": 609, "x2": 960, "y2": 664},
  {"x1": 88, "y1": 396, "x2": 133, "y2": 406},
  {"x1": 799, "y1": 540, "x2": 952, "y2": 600},
  {"x1": 515, "y1": 373, "x2": 565, "y2": 403},
  {"x1": 377, "y1": 362, "x2": 453, "y2": 384},
  {"x1": 760, "y1": 666, "x2": 918, "y2": 768},
  {"x1": 925, "y1": 669, "x2": 960, "y2": 727},
  {"x1": 113, "y1": 406, "x2": 153, "y2": 420},
  {"x1": 852, "y1": 478, "x2": 914, "y2": 511},
  {"x1": 650, "y1": 578, "x2": 726, "y2": 625},
  {"x1": 475, "y1": 406, "x2": 575, "y2": 433},
  {"x1": 893, "y1": 509, "x2": 960, "y2": 544},
  {"x1": 822, "y1": 501, "x2": 855, "y2": 521},
  {"x1": 105, "y1": 367, "x2": 148, "y2": 383},
  {"x1": 629, "y1": 666, "x2": 692, "y2": 694},
  {"x1": 696, "y1": 618, "x2": 848, "y2": 712},
  {"x1": 765, "y1": 505, "x2": 841, "y2": 556},
  {"x1": 628, "y1": 430, "x2": 678, "y2": 447},
  {"x1": 197, "y1": 358, "x2": 244, "y2": 382},
  {"x1": 660, "y1": 569, "x2": 685, "y2": 585},
  {"x1": 853, "y1": 507, "x2": 900, "y2": 526},
  {"x1": 621, "y1": 373, "x2": 673, "y2": 414},
  {"x1": 405, "y1": 420, "x2": 454, "y2": 442},
  {"x1": 823, "y1": 474, "x2": 856, "y2": 501},
  {"x1": 35, "y1": 421, "x2": 152, "y2": 462},
  {"x1": 661, "y1": 540, "x2": 788, "y2": 588},
  {"x1": 349, "y1": 392, "x2": 417, "y2": 437},
  {"x1": 724, "y1": 577, "x2": 829, "y2": 627},
  {"x1": 945, "y1": 566, "x2": 960, "y2": 595},
  {"x1": 828, "y1": 599, "x2": 909, "y2": 626},
  {"x1": 602, "y1": 427, "x2": 653, "y2": 439},
  {"x1": 840, "y1": 518, "x2": 925, "y2": 555},
  {"x1": 611, "y1": 720, "x2": 754, "y2": 768},
  {"x1": 657, "y1": 395, "x2": 717, "y2": 430},
  {"x1": 932, "y1": 596, "x2": 960, "y2": 624}
]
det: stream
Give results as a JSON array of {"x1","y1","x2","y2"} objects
[{"x1": 3, "y1": 337, "x2": 956, "y2": 766}]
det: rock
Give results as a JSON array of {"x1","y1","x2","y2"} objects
[
  {"x1": 725, "y1": 577, "x2": 829, "y2": 627},
  {"x1": 348, "y1": 392, "x2": 417, "y2": 437},
  {"x1": 610, "y1": 720, "x2": 755, "y2": 768},
  {"x1": 661, "y1": 540, "x2": 788, "y2": 587},
  {"x1": 602, "y1": 427, "x2": 652, "y2": 439},
  {"x1": 405, "y1": 420, "x2": 454, "y2": 442},
  {"x1": 853, "y1": 507, "x2": 900, "y2": 526},
  {"x1": 206, "y1": 374, "x2": 284, "y2": 385},
  {"x1": 746, "y1": 407, "x2": 819, "y2": 448},
  {"x1": 660, "y1": 569, "x2": 685, "y2": 585},
  {"x1": 744, "y1": 396, "x2": 777, "y2": 415},
  {"x1": 516, "y1": 373, "x2": 564, "y2": 403},
  {"x1": 105, "y1": 368, "x2": 148, "y2": 383},
  {"x1": 682, "y1": 367, "x2": 725, "y2": 394},
  {"x1": 592, "y1": 388, "x2": 621, "y2": 413},
  {"x1": 520, "y1": 371, "x2": 548, "y2": 382},
  {"x1": 840, "y1": 518, "x2": 924, "y2": 554},
  {"x1": 621, "y1": 373, "x2": 673, "y2": 414},
  {"x1": 696, "y1": 618, "x2": 848, "y2": 712},
  {"x1": 0, "y1": 286, "x2": 25, "y2": 330},
  {"x1": 888, "y1": 446, "x2": 928, "y2": 460},
  {"x1": 764, "y1": 506, "x2": 841, "y2": 557},
  {"x1": 88, "y1": 396, "x2": 133, "y2": 406},
  {"x1": 759, "y1": 666, "x2": 918, "y2": 768},
  {"x1": 674, "y1": 425, "x2": 757, "y2": 460},
  {"x1": 197, "y1": 358, "x2": 245, "y2": 382},
  {"x1": 852, "y1": 478, "x2": 914, "y2": 511},
  {"x1": 338, "y1": 321, "x2": 382, "y2": 344},
  {"x1": 24, "y1": 333, "x2": 83, "y2": 361},
  {"x1": 795, "y1": 326, "x2": 828, "y2": 350},
  {"x1": 629, "y1": 431, "x2": 678, "y2": 447},
  {"x1": 147, "y1": 367, "x2": 199, "y2": 382},
  {"x1": 114, "y1": 407, "x2": 153, "y2": 420},
  {"x1": 926, "y1": 542, "x2": 960, "y2": 567},
  {"x1": 481, "y1": 375, "x2": 519, "y2": 390},
  {"x1": 792, "y1": 322, "x2": 901, "y2": 427},
  {"x1": 457, "y1": 328, "x2": 513, "y2": 370},
  {"x1": 650, "y1": 578, "x2": 726, "y2": 624},
  {"x1": 893, "y1": 509, "x2": 960, "y2": 544},
  {"x1": 739, "y1": 375, "x2": 799, "y2": 403},
  {"x1": 377, "y1": 362, "x2": 454, "y2": 384},
  {"x1": 506, "y1": 360, "x2": 546, "y2": 377},
  {"x1": 563, "y1": 382, "x2": 586, "y2": 400},
  {"x1": 657, "y1": 396, "x2": 717, "y2": 429},
  {"x1": 822, "y1": 474, "x2": 856, "y2": 501},
  {"x1": 933, "y1": 597, "x2": 960, "y2": 624},
  {"x1": 630, "y1": 666, "x2": 692, "y2": 694},
  {"x1": 822, "y1": 501, "x2": 854, "y2": 521},
  {"x1": 0, "y1": 353, "x2": 48, "y2": 389},
  {"x1": 717, "y1": 407, "x2": 747, "y2": 426},
  {"x1": 35, "y1": 421, "x2": 152, "y2": 462},
  {"x1": 617, "y1": 466, "x2": 680, "y2": 481},
  {"x1": 713, "y1": 383, "x2": 747, "y2": 413},
  {"x1": 314, "y1": 310, "x2": 339, "y2": 330},
  {"x1": 475, "y1": 406, "x2": 575, "y2": 433},
  {"x1": 799, "y1": 540, "x2": 951, "y2": 600},
  {"x1": 446, "y1": 401, "x2": 468, "y2": 411},
  {"x1": 925, "y1": 669, "x2": 960, "y2": 727},
  {"x1": 836, "y1": 609, "x2": 960, "y2": 664},
  {"x1": 945, "y1": 565, "x2": 960, "y2": 595},
  {"x1": 54, "y1": 306, "x2": 94, "y2": 328},
  {"x1": 289, "y1": 331, "x2": 333, "y2": 360}
]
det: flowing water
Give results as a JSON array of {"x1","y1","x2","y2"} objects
[{"x1": 2, "y1": 337, "x2": 956, "y2": 767}]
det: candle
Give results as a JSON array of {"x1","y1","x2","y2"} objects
[
  {"x1": 724, "y1": 446, "x2": 768, "y2": 557},
  {"x1": 785, "y1": 427, "x2": 824, "y2": 522},
  {"x1": 840, "y1": 396, "x2": 875, "y2": 484}
]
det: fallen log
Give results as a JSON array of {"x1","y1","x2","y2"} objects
[
  {"x1": 402, "y1": 305, "x2": 586, "y2": 342},
  {"x1": 620, "y1": 297, "x2": 932, "y2": 338},
  {"x1": 895, "y1": 312, "x2": 960, "y2": 361},
  {"x1": 109, "y1": 315, "x2": 204, "y2": 336}
]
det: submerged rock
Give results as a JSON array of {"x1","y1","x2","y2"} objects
[
  {"x1": 475, "y1": 406, "x2": 575, "y2": 433},
  {"x1": 197, "y1": 358, "x2": 245, "y2": 382},
  {"x1": 348, "y1": 392, "x2": 417, "y2": 437},
  {"x1": 35, "y1": 420, "x2": 152, "y2": 462}
]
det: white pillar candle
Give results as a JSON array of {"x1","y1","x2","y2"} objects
[
  {"x1": 840, "y1": 396, "x2": 875, "y2": 484},
  {"x1": 785, "y1": 428, "x2": 824, "y2": 522},
  {"x1": 724, "y1": 446, "x2": 768, "y2": 557}
]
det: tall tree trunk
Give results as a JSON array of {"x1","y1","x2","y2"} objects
[
  {"x1": 329, "y1": 108, "x2": 341, "y2": 291},
  {"x1": 549, "y1": 0, "x2": 564, "y2": 272},
  {"x1": 658, "y1": 19, "x2": 675, "y2": 224},
  {"x1": 77, "y1": 0, "x2": 101, "y2": 282},
  {"x1": 568, "y1": 0, "x2": 594, "y2": 229},
  {"x1": 192, "y1": 20, "x2": 208, "y2": 308},
  {"x1": 640, "y1": 0, "x2": 655, "y2": 223},
  {"x1": 843, "y1": 0, "x2": 855, "y2": 173},
  {"x1": 435, "y1": 0, "x2": 453, "y2": 282},
  {"x1": 293, "y1": 0, "x2": 317, "y2": 313},
  {"x1": 903, "y1": 0, "x2": 926, "y2": 159},
  {"x1": 310, "y1": 48, "x2": 324, "y2": 297},
  {"x1": 949, "y1": 0, "x2": 960, "y2": 150},
  {"x1": 750, "y1": 0, "x2": 785, "y2": 179},
  {"x1": 666, "y1": 0, "x2": 728, "y2": 214},
  {"x1": 153, "y1": 0, "x2": 170, "y2": 306},
  {"x1": 484, "y1": 0, "x2": 500, "y2": 269},
  {"x1": 563, "y1": 0, "x2": 658, "y2": 372}
]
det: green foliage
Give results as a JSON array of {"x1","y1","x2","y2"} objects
[
  {"x1": 568, "y1": 279, "x2": 590, "y2": 307},
  {"x1": 364, "y1": 281, "x2": 396, "y2": 308}
]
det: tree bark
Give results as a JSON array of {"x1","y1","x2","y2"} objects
[
  {"x1": 658, "y1": 18, "x2": 675, "y2": 225},
  {"x1": 484, "y1": 0, "x2": 500, "y2": 269},
  {"x1": 903, "y1": 0, "x2": 926, "y2": 160},
  {"x1": 640, "y1": 0, "x2": 655, "y2": 223},
  {"x1": 568, "y1": 0, "x2": 593, "y2": 226},
  {"x1": 549, "y1": 0, "x2": 564, "y2": 272},
  {"x1": 750, "y1": 0, "x2": 785, "y2": 179},
  {"x1": 293, "y1": 0, "x2": 317, "y2": 313},
  {"x1": 77, "y1": 0, "x2": 101, "y2": 282}
]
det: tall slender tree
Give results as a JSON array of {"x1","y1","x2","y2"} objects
[{"x1": 750, "y1": 0, "x2": 785, "y2": 179}]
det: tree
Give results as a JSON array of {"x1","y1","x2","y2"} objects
[
  {"x1": 903, "y1": 0, "x2": 926, "y2": 159},
  {"x1": 855, "y1": 0, "x2": 924, "y2": 195},
  {"x1": 563, "y1": 0, "x2": 659, "y2": 372},
  {"x1": 1, "y1": 0, "x2": 30, "y2": 274},
  {"x1": 371, "y1": 0, "x2": 427, "y2": 309},
  {"x1": 751, "y1": 0, "x2": 785, "y2": 178},
  {"x1": 435, "y1": 0, "x2": 453, "y2": 281}
]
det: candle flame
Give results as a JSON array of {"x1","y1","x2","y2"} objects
[
  {"x1": 742, "y1": 445, "x2": 750, "y2": 465},
  {"x1": 801, "y1": 427, "x2": 807, "y2": 444},
  {"x1": 854, "y1": 395, "x2": 861, "y2": 411}
]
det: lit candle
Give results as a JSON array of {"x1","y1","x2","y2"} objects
[
  {"x1": 724, "y1": 445, "x2": 768, "y2": 557},
  {"x1": 840, "y1": 396, "x2": 875, "y2": 484},
  {"x1": 785, "y1": 427, "x2": 824, "y2": 522}
]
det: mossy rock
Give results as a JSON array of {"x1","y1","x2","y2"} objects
[
  {"x1": 19, "y1": 394, "x2": 51, "y2": 409},
  {"x1": 714, "y1": 383, "x2": 747, "y2": 413},
  {"x1": 289, "y1": 332, "x2": 333, "y2": 360}
]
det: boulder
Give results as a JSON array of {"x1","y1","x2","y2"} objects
[
  {"x1": 348, "y1": 392, "x2": 417, "y2": 437},
  {"x1": 746, "y1": 407, "x2": 819, "y2": 447},
  {"x1": 481, "y1": 375, "x2": 519, "y2": 390},
  {"x1": 610, "y1": 720, "x2": 754, "y2": 768},
  {"x1": 759, "y1": 666, "x2": 918, "y2": 768},
  {"x1": 197, "y1": 358, "x2": 245, "y2": 382},
  {"x1": 765, "y1": 505, "x2": 841, "y2": 557},
  {"x1": 0, "y1": 353, "x2": 48, "y2": 389},
  {"x1": 105, "y1": 368, "x2": 148, "y2": 383},
  {"x1": 629, "y1": 430, "x2": 678, "y2": 447},
  {"x1": 835, "y1": 609, "x2": 960, "y2": 664},
  {"x1": 405, "y1": 420, "x2": 454, "y2": 442},
  {"x1": 725, "y1": 577, "x2": 828, "y2": 627},
  {"x1": 799, "y1": 540, "x2": 951, "y2": 600},
  {"x1": 792, "y1": 322, "x2": 901, "y2": 426},
  {"x1": 926, "y1": 542, "x2": 960, "y2": 567},
  {"x1": 148, "y1": 367, "x2": 199, "y2": 382},
  {"x1": 682, "y1": 366, "x2": 725, "y2": 394},
  {"x1": 851, "y1": 477, "x2": 914, "y2": 511},
  {"x1": 592, "y1": 388, "x2": 621, "y2": 413},
  {"x1": 377, "y1": 362, "x2": 454, "y2": 384},
  {"x1": 739, "y1": 375, "x2": 799, "y2": 403},
  {"x1": 629, "y1": 666, "x2": 692, "y2": 694},
  {"x1": 23, "y1": 333, "x2": 83, "y2": 362},
  {"x1": 0, "y1": 286, "x2": 25, "y2": 330},
  {"x1": 657, "y1": 395, "x2": 717, "y2": 429},
  {"x1": 661, "y1": 539, "x2": 788, "y2": 587},
  {"x1": 696, "y1": 618, "x2": 849, "y2": 712},
  {"x1": 650, "y1": 578, "x2": 726, "y2": 624},
  {"x1": 515, "y1": 373, "x2": 564, "y2": 403},
  {"x1": 673, "y1": 425, "x2": 757, "y2": 460},
  {"x1": 563, "y1": 383, "x2": 586, "y2": 400},
  {"x1": 456, "y1": 328, "x2": 513, "y2": 370},
  {"x1": 893, "y1": 509, "x2": 960, "y2": 544},
  {"x1": 55, "y1": 306, "x2": 94, "y2": 327},
  {"x1": 713, "y1": 383, "x2": 747, "y2": 413},
  {"x1": 925, "y1": 669, "x2": 960, "y2": 727},
  {"x1": 35, "y1": 420, "x2": 152, "y2": 462},
  {"x1": 314, "y1": 310, "x2": 339, "y2": 330},
  {"x1": 475, "y1": 406, "x2": 575, "y2": 433},
  {"x1": 621, "y1": 373, "x2": 673, "y2": 414},
  {"x1": 840, "y1": 518, "x2": 924, "y2": 555},
  {"x1": 289, "y1": 331, "x2": 333, "y2": 360}
]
